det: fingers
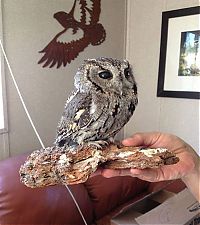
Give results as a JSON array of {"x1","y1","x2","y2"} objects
[
  {"x1": 100, "y1": 165, "x2": 183, "y2": 182},
  {"x1": 101, "y1": 168, "x2": 162, "y2": 182},
  {"x1": 122, "y1": 132, "x2": 162, "y2": 147},
  {"x1": 130, "y1": 168, "x2": 161, "y2": 182},
  {"x1": 101, "y1": 167, "x2": 172, "y2": 182},
  {"x1": 101, "y1": 169, "x2": 134, "y2": 178},
  {"x1": 101, "y1": 168, "x2": 160, "y2": 182},
  {"x1": 130, "y1": 164, "x2": 183, "y2": 182}
]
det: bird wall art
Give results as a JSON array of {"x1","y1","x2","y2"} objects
[{"x1": 38, "y1": 0, "x2": 106, "y2": 68}]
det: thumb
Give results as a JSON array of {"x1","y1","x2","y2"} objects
[
  {"x1": 122, "y1": 132, "x2": 162, "y2": 147},
  {"x1": 122, "y1": 133, "x2": 144, "y2": 147}
]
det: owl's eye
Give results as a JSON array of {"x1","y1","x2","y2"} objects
[
  {"x1": 124, "y1": 68, "x2": 131, "y2": 79},
  {"x1": 98, "y1": 70, "x2": 113, "y2": 79}
]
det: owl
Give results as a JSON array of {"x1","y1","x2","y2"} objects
[{"x1": 55, "y1": 57, "x2": 138, "y2": 150}]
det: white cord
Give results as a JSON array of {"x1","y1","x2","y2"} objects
[
  {"x1": 0, "y1": 40, "x2": 45, "y2": 149},
  {"x1": 65, "y1": 185, "x2": 88, "y2": 225},
  {"x1": 0, "y1": 39, "x2": 88, "y2": 225}
]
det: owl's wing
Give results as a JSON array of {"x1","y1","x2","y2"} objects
[
  {"x1": 38, "y1": 29, "x2": 90, "y2": 68},
  {"x1": 55, "y1": 91, "x2": 93, "y2": 147}
]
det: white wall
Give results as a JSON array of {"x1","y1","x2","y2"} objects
[
  {"x1": 1, "y1": 0, "x2": 199, "y2": 159},
  {"x1": 125, "y1": 0, "x2": 199, "y2": 153},
  {"x1": 0, "y1": 0, "x2": 127, "y2": 159}
]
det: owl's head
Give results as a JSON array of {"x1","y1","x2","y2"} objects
[{"x1": 74, "y1": 57, "x2": 137, "y2": 95}]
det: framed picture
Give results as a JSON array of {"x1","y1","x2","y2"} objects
[{"x1": 157, "y1": 6, "x2": 200, "y2": 99}]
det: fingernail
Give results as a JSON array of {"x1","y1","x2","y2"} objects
[{"x1": 101, "y1": 171, "x2": 112, "y2": 178}]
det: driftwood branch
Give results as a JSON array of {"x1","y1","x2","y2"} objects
[{"x1": 19, "y1": 144, "x2": 179, "y2": 188}]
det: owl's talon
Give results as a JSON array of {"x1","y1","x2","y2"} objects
[{"x1": 86, "y1": 140, "x2": 109, "y2": 149}]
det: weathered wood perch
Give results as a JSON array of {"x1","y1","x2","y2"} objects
[{"x1": 19, "y1": 144, "x2": 179, "y2": 188}]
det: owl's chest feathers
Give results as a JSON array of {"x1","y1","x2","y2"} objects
[
  {"x1": 90, "y1": 90, "x2": 136, "y2": 126},
  {"x1": 64, "y1": 90, "x2": 137, "y2": 143}
]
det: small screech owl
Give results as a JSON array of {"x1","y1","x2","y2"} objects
[{"x1": 55, "y1": 57, "x2": 138, "y2": 149}]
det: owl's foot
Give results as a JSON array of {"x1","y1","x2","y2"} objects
[{"x1": 86, "y1": 140, "x2": 109, "y2": 149}]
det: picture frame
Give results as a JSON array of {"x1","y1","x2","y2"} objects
[{"x1": 157, "y1": 6, "x2": 200, "y2": 99}]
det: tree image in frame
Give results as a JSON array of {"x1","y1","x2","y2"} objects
[{"x1": 178, "y1": 30, "x2": 200, "y2": 76}]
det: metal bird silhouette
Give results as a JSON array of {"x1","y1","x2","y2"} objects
[{"x1": 38, "y1": 0, "x2": 106, "y2": 68}]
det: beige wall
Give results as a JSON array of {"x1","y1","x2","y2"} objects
[
  {"x1": 125, "y1": 0, "x2": 199, "y2": 153},
  {"x1": 1, "y1": 0, "x2": 127, "y2": 158},
  {"x1": 1, "y1": 0, "x2": 199, "y2": 159}
]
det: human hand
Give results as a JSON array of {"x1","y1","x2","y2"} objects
[{"x1": 101, "y1": 132, "x2": 199, "y2": 183}]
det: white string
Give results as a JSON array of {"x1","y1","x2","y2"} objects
[
  {"x1": 0, "y1": 39, "x2": 88, "y2": 225},
  {"x1": 0, "y1": 40, "x2": 45, "y2": 149},
  {"x1": 65, "y1": 185, "x2": 88, "y2": 225}
]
